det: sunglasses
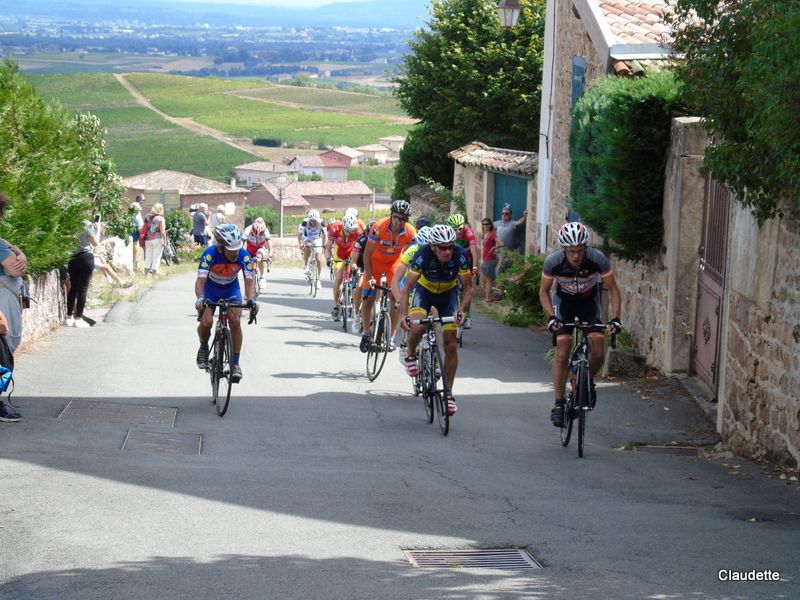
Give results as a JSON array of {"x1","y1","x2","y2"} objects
[
  {"x1": 392, "y1": 214, "x2": 409, "y2": 222},
  {"x1": 434, "y1": 244, "x2": 455, "y2": 252},
  {"x1": 502, "y1": 212, "x2": 511, "y2": 216}
]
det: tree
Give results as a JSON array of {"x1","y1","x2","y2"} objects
[
  {"x1": 0, "y1": 60, "x2": 125, "y2": 274},
  {"x1": 392, "y1": 0, "x2": 545, "y2": 193},
  {"x1": 669, "y1": 0, "x2": 800, "y2": 222}
]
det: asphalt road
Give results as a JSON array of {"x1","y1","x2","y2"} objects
[{"x1": 1, "y1": 268, "x2": 797, "y2": 600}]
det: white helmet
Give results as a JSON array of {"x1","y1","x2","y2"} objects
[
  {"x1": 416, "y1": 226, "x2": 432, "y2": 245},
  {"x1": 344, "y1": 207, "x2": 358, "y2": 218},
  {"x1": 557, "y1": 222, "x2": 589, "y2": 246},
  {"x1": 307, "y1": 210, "x2": 321, "y2": 223},
  {"x1": 342, "y1": 214, "x2": 359, "y2": 233},
  {"x1": 427, "y1": 224, "x2": 456, "y2": 245},
  {"x1": 213, "y1": 224, "x2": 243, "y2": 251}
]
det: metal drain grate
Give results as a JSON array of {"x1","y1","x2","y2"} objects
[
  {"x1": 404, "y1": 548, "x2": 540, "y2": 569},
  {"x1": 635, "y1": 445, "x2": 699, "y2": 456},
  {"x1": 122, "y1": 429, "x2": 202, "y2": 455},
  {"x1": 59, "y1": 399, "x2": 177, "y2": 426}
]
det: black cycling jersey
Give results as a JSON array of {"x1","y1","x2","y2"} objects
[{"x1": 542, "y1": 247, "x2": 611, "y2": 321}]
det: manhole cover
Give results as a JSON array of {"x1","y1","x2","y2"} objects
[
  {"x1": 122, "y1": 430, "x2": 202, "y2": 455},
  {"x1": 59, "y1": 400, "x2": 177, "y2": 426},
  {"x1": 404, "y1": 548, "x2": 540, "y2": 569},
  {"x1": 635, "y1": 445, "x2": 699, "y2": 456}
]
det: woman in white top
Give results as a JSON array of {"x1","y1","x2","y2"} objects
[{"x1": 143, "y1": 203, "x2": 168, "y2": 275}]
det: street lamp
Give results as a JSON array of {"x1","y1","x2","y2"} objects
[
  {"x1": 274, "y1": 174, "x2": 290, "y2": 238},
  {"x1": 496, "y1": 0, "x2": 521, "y2": 27}
]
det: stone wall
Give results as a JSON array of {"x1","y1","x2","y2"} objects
[
  {"x1": 721, "y1": 203, "x2": 800, "y2": 466},
  {"x1": 547, "y1": 0, "x2": 607, "y2": 250},
  {"x1": 19, "y1": 270, "x2": 66, "y2": 351}
]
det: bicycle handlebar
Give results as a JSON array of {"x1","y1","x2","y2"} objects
[
  {"x1": 197, "y1": 299, "x2": 258, "y2": 325},
  {"x1": 406, "y1": 316, "x2": 457, "y2": 326},
  {"x1": 552, "y1": 320, "x2": 616, "y2": 348}
]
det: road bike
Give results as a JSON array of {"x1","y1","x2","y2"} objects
[
  {"x1": 199, "y1": 299, "x2": 257, "y2": 417},
  {"x1": 304, "y1": 245, "x2": 321, "y2": 297},
  {"x1": 559, "y1": 319, "x2": 614, "y2": 457},
  {"x1": 161, "y1": 238, "x2": 179, "y2": 266},
  {"x1": 365, "y1": 274, "x2": 392, "y2": 381},
  {"x1": 255, "y1": 255, "x2": 271, "y2": 295},
  {"x1": 408, "y1": 315, "x2": 456, "y2": 436},
  {"x1": 336, "y1": 259, "x2": 355, "y2": 332}
]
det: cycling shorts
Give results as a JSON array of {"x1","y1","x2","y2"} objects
[
  {"x1": 302, "y1": 239, "x2": 324, "y2": 250},
  {"x1": 360, "y1": 265, "x2": 397, "y2": 295},
  {"x1": 204, "y1": 282, "x2": 242, "y2": 304},
  {"x1": 408, "y1": 285, "x2": 459, "y2": 331}
]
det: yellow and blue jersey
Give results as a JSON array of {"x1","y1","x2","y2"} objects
[{"x1": 408, "y1": 244, "x2": 469, "y2": 294}]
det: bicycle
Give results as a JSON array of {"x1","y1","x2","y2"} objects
[
  {"x1": 198, "y1": 299, "x2": 257, "y2": 417},
  {"x1": 162, "y1": 238, "x2": 179, "y2": 266},
  {"x1": 304, "y1": 246, "x2": 320, "y2": 298},
  {"x1": 558, "y1": 318, "x2": 614, "y2": 457},
  {"x1": 365, "y1": 273, "x2": 392, "y2": 382},
  {"x1": 408, "y1": 315, "x2": 456, "y2": 436},
  {"x1": 336, "y1": 258, "x2": 355, "y2": 332},
  {"x1": 255, "y1": 255, "x2": 271, "y2": 295}
]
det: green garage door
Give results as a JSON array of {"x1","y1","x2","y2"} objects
[{"x1": 493, "y1": 173, "x2": 528, "y2": 250}]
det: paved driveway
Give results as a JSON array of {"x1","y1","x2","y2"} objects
[{"x1": 1, "y1": 269, "x2": 797, "y2": 599}]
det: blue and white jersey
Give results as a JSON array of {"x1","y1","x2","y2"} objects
[{"x1": 197, "y1": 246, "x2": 255, "y2": 288}]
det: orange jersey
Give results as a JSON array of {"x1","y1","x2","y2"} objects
[{"x1": 366, "y1": 217, "x2": 417, "y2": 268}]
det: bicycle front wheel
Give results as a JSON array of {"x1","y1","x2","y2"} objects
[
  {"x1": 366, "y1": 312, "x2": 390, "y2": 381},
  {"x1": 341, "y1": 283, "x2": 350, "y2": 332},
  {"x1": 576, "y1": 364, "x2": 590, "y2": 456},
  {"x1": 418, "y1": 349, "x2": 434, "y2": 422},
  {"x1": 216, "y1": 327, "x2": 234, "y2": 417},
  {"x1": 431, "y1": 344, "x2": 449, "y2": 435}
]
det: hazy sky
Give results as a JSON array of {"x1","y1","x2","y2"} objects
[{"x1": 164, "y1": 0, "x2": 351, "y2": 6}]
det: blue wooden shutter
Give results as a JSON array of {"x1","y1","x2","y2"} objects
[{"x1": 571, "y1": 56, "x2": 587, "y2": 108}]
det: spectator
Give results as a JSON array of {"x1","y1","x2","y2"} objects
[
  {"x1": 210, "y1": 204, "x2": 227, "y2": 230},
  {"x1": 493, "y1": 205, "x2": 527, "y2": 293},
  {"x1": 0, "y1": 307, "x2": 20, "y2": 422},
  {"x1": 192, "y1": 202, "x2": 209, "y2": 246},
  {"x1": 479, "y1": 218, "x2": 501, "y2": 302},
  {"x1": 131, "y1": 198, "x2": 144, "y2": 272},
  {"x1": 143, "y1": 203, "x2": 167, "y2": 276},
  {"x1": 0, "y1": 192, "x2": 28, "y2": 351},
  {"x1": 66, "y1": 218, "x2": 99, "y2": 328},
  {"x1": 0, "y1": 192, "x2": 27, "y2": 422}
]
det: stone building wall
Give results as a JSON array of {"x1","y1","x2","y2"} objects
[
  {"x1": 721, "y1": 204, "x2": 800, "y2": 465},
  {"x1": 547, "y1": 0, "x2": 607, "y2": 250},
  {"x1": 19, "y1": 270, "x2": 66, "y2": 351}
]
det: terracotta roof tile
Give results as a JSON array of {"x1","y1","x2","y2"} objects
[
  {"x1": 234, "y1": 161, "x2": 294, "y2": 173},
  {"x1": 598, "y1": 0, "x2": 673, "y2": 46},
  {"x1": 448, "y1": 141, "x2": 538, "y2": 177},
  {"x1": 122, "y1": 170, "x2": 247, "y2": 194}
]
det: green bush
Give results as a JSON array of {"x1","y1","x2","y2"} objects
[
  {"x1": 570, "y1": 70, "x2": 685, "y2": 261},
  {"x1": 0, "y1": 60, "x2": 125, "y2": 274},
  {"x1": 165, "y1": 209, "x2": 191, "y2": 244},
  {"x1": 496, "y1": 251, "x2": 546, "y2": 327},
  {"x1": 245, "y1": 206, "x2": 279, "y2": 232}
]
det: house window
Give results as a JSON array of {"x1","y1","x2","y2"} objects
[{"x1": 571, "y1": 56, "x2": 587, "y2": 108}]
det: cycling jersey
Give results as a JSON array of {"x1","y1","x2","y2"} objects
[
  {"x1": 541, "y1": 247, "x2": 611, "y2": 321},
  {"x1": 243, "y1": 224, "x2": 270, "y2": 256},
  {"x1": 299, "y1": 220, "x2": 325, "y2": 242},
  {"x1": 352, "y1": 233, "x2": 368, "y2": 271},
  {"x1": 455, "y1": 226, "x2": 477, "y2": 248},
  {"x1": 198, "y1": 246, "x2": 255, "y2": 300},
  {"x1": 400, "y1": 242, "x2": 423, "y2": 267},
  {"x1": 367, "y1": 216, "x2": 417, "y2": 265},
  {"x1": 408, "y1": 244, "x2": 469, "y2": 294},
  {"x1": 328, "y1": 221, "x2": 363, "y2": 261}
]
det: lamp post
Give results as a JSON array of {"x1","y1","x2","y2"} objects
[
  {"x1": 274, "y1": 174, "x2": 289, "y2": 238},
  {"x1": 496, "y1": 0, "x2": 521, "y2": 27}
]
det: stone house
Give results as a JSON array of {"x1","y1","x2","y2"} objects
[
  {"x1": 354, "y1": 144, "x2": 392, "y2": 164},
  {"x1": 448, "y1": 142, "x2": 539, "y2": 255},
  {"x1": 247, "y1": 180, "x2": 373, "y2": 216},
  {"x1": 122, "y1": 169, "x2": 248, "y2": 230},
  {"x1": 288, "y1": 154, "x2": 348, "y2": 182},
  {"x1": 378, "y1": 135, "x2": 405, "y2": 155},
  {"x1": 233, "y1": 161, "x2": 296, "y2": 187},
  {"x1": 536, "y1": 0, "x2": 800, "y2": 464}
]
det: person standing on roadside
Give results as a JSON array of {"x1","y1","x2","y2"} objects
[
  {"x1": 143, "y1": 203, "x2": 167, "y2": 276},
  {"x1": 493, "y1": 205, "x2": 527, "y2": 293},
  {"x1": 131, "y1": 197, "x2": 144, "y2": 273},
  {"x1": 67, "y1": 217, "x2": 99, "y2": 328},
  {"x1": 192, "y1": 203, "x2": 209, "y2": 246}
]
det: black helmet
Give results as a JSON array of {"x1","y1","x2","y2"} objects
[
  {"x1": 415, "y1": 215, "x2": 431, "y2": 229},
  {"x1": 390, "y1": 199, "x2": 412, "y2": 216}
]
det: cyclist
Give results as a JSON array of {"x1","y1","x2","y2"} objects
[
  {"x1": 393, "y1": 223, "x2": 432, "y2": 362},
  {"x1": 399, "y1": 224, "x2": 471, "y2": 416},
  {"x1": 349, "y1": 220, "x2": 375, "y2": 333},
  {"x1": 325, "y1": 213, "x2": 363, "y2": 321},
  {"x1": 298, "y1": 209, "x2": 327, "y2": 284},
  {"x1": 359, "y1": 200, "x2": 416, "y2": 353},
  {"x1": 195, "y1": 224, "x2": 259, "y2": 383},
  {"x1": 243, "y1": 217, "x2": 271, "y2": 284},
  {"x1": 448, "y1": 213, "x2": 479, "y2": 329},
  {"x1": 538, "y1": 222, "x2": 622, "y2": 427}
]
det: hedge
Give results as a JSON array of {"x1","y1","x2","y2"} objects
[{"x1": 569, "y1": 70, "x2": 686, "y2": 261}]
